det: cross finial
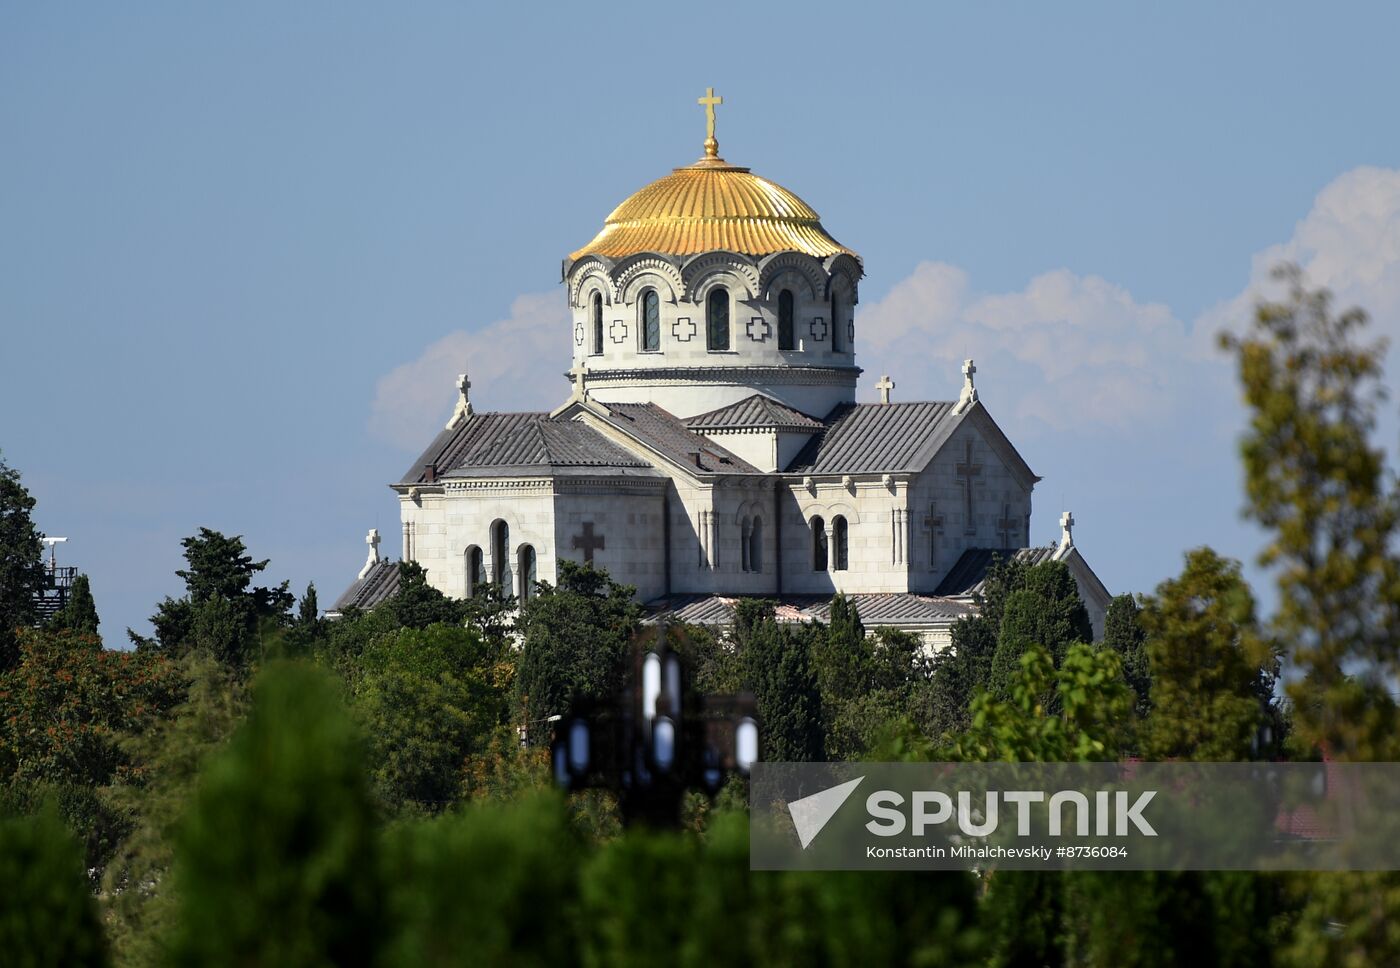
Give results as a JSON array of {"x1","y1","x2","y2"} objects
[
  {"x1": 568, "y1": 359, "x2": 589, "y2": 401},
  {"x1": 446, "y1": 371, "x2": 474, "y2": 429},
  {"x1": 953, "y1": 357, "x2": 980, "y2": 414},
  {"x1": 876, "y1": 374, "x2": 895, "y2": 405},
  {"x1": 1059, "y1": 510, "x2": 1075, "y2": 551},
  {"x1": 697, "y1": 86, "x2": 723, "y2": 158},
  {"x1": 359, "y1": 528, "x2": 381, "y2": 579}
]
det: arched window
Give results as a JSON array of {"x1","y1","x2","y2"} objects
[
  {"x1": 778, "y1": 289, "x2": 795, "y2": 350},
  {"x1": 518, "y1": 545, "x2": 537, "y2": 602},
  {"x1": 740, "y1": 517, "x2": 751, "y2": 572},
  {"x1": 591, "y1": 293, "x2": 604, "y2": 356},
  {"x1": 490, "y1": 520, "x2": 510, "y2": 587},
  {"x1": 707, "y1": 287, "x2": 729, "y2": 351},
  {"x1": 466, "y1": 546, "x2": 484, "y2": 598},
  {"x1": 831, "y1": 292, "x2": 843, "y2": 352},
  {"x1": 749, "y1": 517, "x2": 763, "y2": 573},
  {"x1": 811, "y1": 515, "x2": 828, "y2": 571},
  {"x1": 641, "y1": 289, "x2": 661, "y2": 352},
  {"x1": 832, "y1": 515, "x2": 849, "y2": 571}
]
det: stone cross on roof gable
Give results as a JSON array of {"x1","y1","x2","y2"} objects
[
  {"x1": 876, "y1": 374, "x2": 895, "y2": 405},
  {"x1": 1059, "y1": 510, "x2": 1075, "y2": 551},
  {"x1": 568, "y1": 360, "x2": 590, "y2": 401},
  {"x1": 446, "y1": 371, "x2": 474, "y2": 429},
  {"x1": 358, "y1": 528, "x2": 381, "y2": 580},
  {"x1": 953, "y1": 358, "x2": 980, "y2": 415}
]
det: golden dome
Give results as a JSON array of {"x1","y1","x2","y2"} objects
[{"x1": 568, "y1": 155, "x2": 859, "y2": 263}]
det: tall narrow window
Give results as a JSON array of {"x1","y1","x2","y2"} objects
[
  {"x1": 491, "y1": 520, "x2": 510, "y2": 587},
  {"x1": 832, "y1": 516, "x2": 849, "y2": 571},
  {"x1": 741, "y1": 517, "x2": 751, "y2": 572},
  {"x1": 466, "y1": 546, "x2": 484, "y2": 598},
  {"x1": 778, "y1": 290, "x2": 795, "y2": 350},
  {"x1": 591, "y1": 293, "x2": 604, "y2": 356},
  {"x1": 812, "y1": 516, "x2": 828, "y2": 571},
  {"x1": 707, "y1": 287, "x2": 729, "y2": 351},
  {"x1": 831, "y1": 292, "x2": 843, "y2": 352},
  {"x1": 518, "y1": 545, "x2": 536, "y2": 602},
  {"x1": 641, "y1": 289, "x2": 660, "y2": 351},
  {"x1": 749, "y1": 517, "x2": 763, "y2": 573}
]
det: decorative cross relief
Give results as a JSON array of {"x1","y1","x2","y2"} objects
[
  {"x1": 746, "y1": 316, "x2": 770, "y2": 341},
  {"x1": 572, "y1": 521, "x2": 606, "y2": 564},
  {"x1": 672, "y1": 317, "x2": 695, "y2": 342},
  {"x1": 574, "y1": 322, "x2": 584, "y2": 346},
  {"x1": 923, "y1": 503, "x2": 944, "y2": 569},
  {"x1": 610, "y1": 319, "x2": 627, "y2": 344},
  {"x1": 955, "y1": 439, "x2": 982, "y2": 534},
  {"x1": 996, "y1": 503, "x2": 1017, "y2": 547},
  {"x1": 809, "y1": 316, "x2": 827, "y2": 341}
]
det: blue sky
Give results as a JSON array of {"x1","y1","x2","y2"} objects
[{"x1": 5, "y1": 2, "x2": 1400, "y2": 640}]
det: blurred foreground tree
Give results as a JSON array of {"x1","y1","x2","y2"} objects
[
  {"x1": 0, "y1": 809, "x2": 107, "y2": 968},
  {"x1": 165, "y1": 662, "x2": 381, "y2": 966}
]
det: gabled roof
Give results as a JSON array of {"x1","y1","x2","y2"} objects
[
  {"x1": 330, "y1": 559, "x2": 400, "y2": 614},
  {"x1": 599, "y1": 402, "x2": 761, "y2": 474},
  {"x1": 933, "y1": 546, "x2": 1061, "y2": 598},
  {"x1": 685, "y1": 394, "x2": 825, "y2": 432},
  {"x1": 785, "y1": 401, "x2": 958, "y2": 474},
  {"x1": 400, "y1": 411, "x2": 654, "y2": 485},
  {"x1": 644, "y1": 592, "x2": 974, "y2": 628}
]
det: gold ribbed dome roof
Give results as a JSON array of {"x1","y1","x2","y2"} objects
[{"x1": 568, "y1": 155, "x2": 858, "y2": 263}]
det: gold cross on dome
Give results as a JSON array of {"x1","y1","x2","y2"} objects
[{"x1": 698, "y1": 87, "x2": 723, "y2": 156}]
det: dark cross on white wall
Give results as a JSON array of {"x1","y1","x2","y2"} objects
[
  {"x1": 955, "y1": 439, "x2": 982, "y2": 533},
  {"x1": 996, "y1": 503, "x2": 1017, "y2": 547},
  {"x1": 572, "y1": 521, "x2": 606, "y2": 564},
  {"x1": 923, "y1": 503, "x2": 944, "y2": 567}
]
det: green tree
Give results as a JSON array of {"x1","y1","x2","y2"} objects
[
  {"x1": 0, "y1": 454, "x2": 46, "y2": 670},
  {"x1": 140, "y1": 529, "x2": 293, "y2": 664},
  {"x1": 738, "y1": 602, "x2": 823, "y2": 762},
  {"x1": 297, "y1": 582, "x2": 318, "y2": 626},
  {"x1": 1222, "y1": 264, "x2": 1400, "y2": 760},
  {"x1": 1139, "y1": 548, "x2": 1277, "y2": 761},
  {"x1": 390, "y1": 561, "x2": 468, "y2": 630},
  {"x1": 351, "y1": 623, "x2": 507, "y2": 811},
  {"x1": 1223, "y1": 268, "x2": 1400, "y2": 963},
  {"x1": 102, "y1": 654, "x2": 247, "y2": 967},
  {"x1": 0, "y1": 809, "x2": 107, "y2": 968},
  {"x1": 382, "y1": 794, "x2": 579, "y2": 967},
  {"x1": 165, "y1": 661, "x2": 381, "y2": 966},
  {"x1": 48, "y1": 574, "x2": 100, "y2": 637},
  {"x1": 988, "y1": 560, "x2": 1093, "y2": 698},
  {"x1": 1102, "y1": 593, "x2": 1151, "y2": 719},
  {"x1": 514, "y1": 562, "x2": 641, "y2": 723}
]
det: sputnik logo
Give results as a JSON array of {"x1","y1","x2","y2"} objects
[{"x1": 788, "y1": 776, "x2": 865, "y2": 849}]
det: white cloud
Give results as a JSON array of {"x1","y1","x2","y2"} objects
[
  {"x1": 369, "y1": 291, "x2": 570, "y2": 446},
  {"x1": 858, "y1": 263, "x2": 1193, "y2": 431},
  {"x1": 1200, "y1": 166, "x2": 1400, "y2": 348}
]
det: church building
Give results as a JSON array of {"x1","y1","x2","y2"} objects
[{"x1": 332, "y1": 91, "x2": 1110, "y2": 648}]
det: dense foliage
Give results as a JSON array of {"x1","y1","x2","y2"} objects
[{"x1": 5, "y1": 266, "x2": 1400, "y2": 963}]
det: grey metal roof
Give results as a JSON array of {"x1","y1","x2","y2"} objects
[
  {"x1": 644, "y1": 592, "x2": 974, "y2": 628},
  {"x1": 933, "y1": 546, "x2": 1059, "y2": 598},
  {"x1": 785, "y1": 401, "x2": 958, "y2": 474},
  {"x1": 401, "y1": 412, "x2": 652, "y2": 484},
  {"x1": 330, "y1": 559, "x2": 400, "y2": 613},
  {"x1": 685, "y1": 394, "x2": 825, "y2": 432},
  {"x1": 603, "y1": 403, "x2": 761, "y2": 474}
]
